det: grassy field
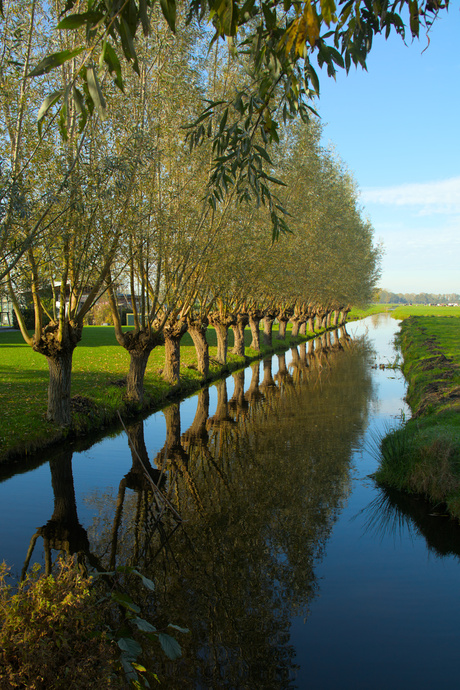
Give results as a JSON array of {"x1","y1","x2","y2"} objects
[
  {"x1": 390, "y1": 305, "x2": 460, "y2": 319},
  {"x1": 348, "y1": 304, "x2": 391, "y2": 319},
  {"x1": 348, "y1": 304, "x2": 460, "y2": 320},
  {"x1": 0, "y1": 324, "x2": 313, "y2": 463},
  {"x1": 374, "y1": 316, "x2": 460, "y2": 519}
]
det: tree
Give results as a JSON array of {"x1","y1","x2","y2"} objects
[
  {"x1": 25, "y1": 0, "x2": 449, "y2": 237},
  {"x1": 2, "y1": 0, "x2": 144, "y2": 425}
]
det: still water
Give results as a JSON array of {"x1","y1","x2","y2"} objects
[{"x1": 1, "y1": 313, "x2": 460, "y2": 688}]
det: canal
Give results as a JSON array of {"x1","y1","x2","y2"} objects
[{"x1": 1, "y1": 313, "x2": 460, "y2": 688}]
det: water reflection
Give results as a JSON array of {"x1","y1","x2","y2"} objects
[
  {"x1": 83, "y1": 330, "x2": 377, "y2": 687},
  {"x1": 18, "y1": 329, "x2": 381, "y2": 687},
  {"x1": 361, "y1": 484, "x2": 460, "y2": 559}
]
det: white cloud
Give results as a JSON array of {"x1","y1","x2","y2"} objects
[{"x1": 360, "y1": 176, "x2": 460, "y2": 214}]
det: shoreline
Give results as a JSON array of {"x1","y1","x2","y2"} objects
[{"x1": 374, "y1": 315, "x2": 460, "y2": 521}]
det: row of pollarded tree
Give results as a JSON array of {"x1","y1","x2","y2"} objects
[{"x1": 1, "y1": 1, "x2": 380, "y2": 427}]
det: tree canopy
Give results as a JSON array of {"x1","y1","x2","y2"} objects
[{"x1": 21, "y1": 0, "x2": 450, "y2": 237}]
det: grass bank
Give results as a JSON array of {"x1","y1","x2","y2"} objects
[
  {"x1": 348, "y1": 304, "x2": 392, "y2": 319},
  {"x1": 0, "y1": 324, "x2": 316, "y2": 464},
  {"x1": 374, "y1": 316, "x2": 460, "y2": 519}
]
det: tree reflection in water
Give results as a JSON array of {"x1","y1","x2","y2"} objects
[
  {"x1": 26, "y1": 329, "x2": 376, "y2": 687},
  {"x1": 80, "y1": 329, "x2": 377, "y2": 687}
]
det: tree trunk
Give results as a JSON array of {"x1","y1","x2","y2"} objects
[
  {"x1": 215, "y1": 322, "x2": 229, "y2": 364},
  {"x1": 290, "y1": 318, "x2": 300, "y2": 337},
  {"x1": 210, "y1": 313, "x2": 235, "y2": 365},
  {"x1": 262, "y1": 314, "x2": 275, "y2": 347},
  {"x1": 248, "y1": 311, "x2": 262, "y2": 351},
  {"x1": 231, "y1": 313, "x2": 248, "y2": 356},
  {"x1": 188, "y1": 318, "x2": 209, "y2": 379},
  {"x1": 333, "y1": 310, "x2": 340, "y2": 327},
  {"x1": 123, "y1": 330, "x2": 162, "y2": 403},
  {"x1": 32, "y1": 321, "x2": 82, "y2": 427},
  {"x1": 277, "y1": 317, "x2": 289, "y2": 340},
  {"x1": 163, "y1": 319, "x2": 188, "y2": 386},
  {"x1": 46, "y1": 350, "x2": 74, "y2": 426},
  {"x1": 340, "y1": 308, "x2": 351, "y2": 325},
  {"x1": 127, "y1": 349, "x2": 152, "y2": 403},
  {"x1": 299, "y1": 319, "x2": 307, "y2": 336},
  {"x1": 308, "y1": 316, "x2": 315, "y2": 333}
]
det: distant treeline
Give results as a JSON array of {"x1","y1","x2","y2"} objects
[{"x1": 376, "y1": 291, "x2": 460, "y2": 305}]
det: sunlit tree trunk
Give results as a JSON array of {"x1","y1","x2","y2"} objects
[
  {"x1": 248, "y1": 310, "x2": 263, "y2": 351},
  {"x1": 210, "y1": 312, "x2": 235, "y2": 365},
  {"x1": 163, "y1": 318, "x2": 188, "y2": 386},
  {"x1": 262, "y1": 311, "x2": 276, "y2": 347},
  {"x1": 231, "y1": 313, "x2": 248, "y2": 356},
  {"x1": 276, "y1": 309, "x2": 291, "y2": 340},
  {"x1": 32, "y1": 322, "x2": 82, "y2": 426},
  {"x1": 290, "y1": 316, "x2": 300, "y2": 337},
  {"x1": 188, "y1": 317, "x2": 210, "y2": 379},
  {"x1": 123, "y1": 331, "x2": 162, "y2": 403}
]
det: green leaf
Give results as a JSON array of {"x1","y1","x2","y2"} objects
[
  {"x1": 218, "y1": 108, "x2": 228, "y2": 134},
  {"x1": 57, "y1": 11, "x2": 103, "y2": 29},
  {"x1": 253, "y1": 144, "x2": 272, "y2": 164},
  {"x1": 72, "y1": 86, "x2": 85, "y2": 114},
  {"x1": 86, "y1": 66, "x2": 107, "y2": 119},
  {"x1": 217, "y1": 0, "x2": 237, "y2": 36},
  {"x1": 139, "y1": 0, "x2": 150, "y2": 35},
  {"x1": 320, "y1": 0, "x2": 336, "y2": 26},
  {"x1": 167, "y1": 624, "x2": 190, "y2": 634},
  {"x1": 111, "y1": 591, "x2": 141, "y2": 613},
  {"x1": 37, "y1": 90, "x2": 63, "y2": 123},
  {"x1": 120, "y1": 17, "x2": 139, "y2": 73},
  {"x1": 101, "y1": 41, "x2": 124, "y2": 91},
  {"x1": 58, "y1": 102, "x2": 68, "y2": 141},
  {"x1": 134, "y1": 616, "x2": 157, "y2": 633},
  {"x1": 28, "y1": 47, "x2": 84, "y2": 77},
  {"x1": 158, "y1": 633, "x2": 182, "y2": 660},
  {"x1": 133, "y1": 570, "x2": 156, "y2": 591},
  {"x1": 118, "y1": 637, "x2": 142, "y2": 657},
  {"x1": 305, "y1": 61, "x2": 320, "y2": 95},
  {"x1": 160, "y1": 0, "x2": 176, "y2": 32}
]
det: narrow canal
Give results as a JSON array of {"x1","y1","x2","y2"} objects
[{"x1": 1, "y1": 313, "x2": 460, "y2": 688}]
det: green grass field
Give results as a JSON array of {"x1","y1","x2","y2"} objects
[
  {"x1": 348, "y1": 304, "x2": 460, "y2": 320},
  {"x1": 390, "y1": 304, "x2": 460, "y2": 319},
  {"x1": 0, "y1": 324, "x2": 311, "y2": 462}
]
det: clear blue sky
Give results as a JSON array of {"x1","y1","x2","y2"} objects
[{"x1": 314, "y1": 6, "x2": 460, "y2": 295}]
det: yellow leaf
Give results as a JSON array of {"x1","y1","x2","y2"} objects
[{"x1": 304, "y1": 0, "x2": 320, "y2": 47}]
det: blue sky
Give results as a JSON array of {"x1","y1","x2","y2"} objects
[{"x1": 314, "y1": 6, "x2": 460, "y2": 295}]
